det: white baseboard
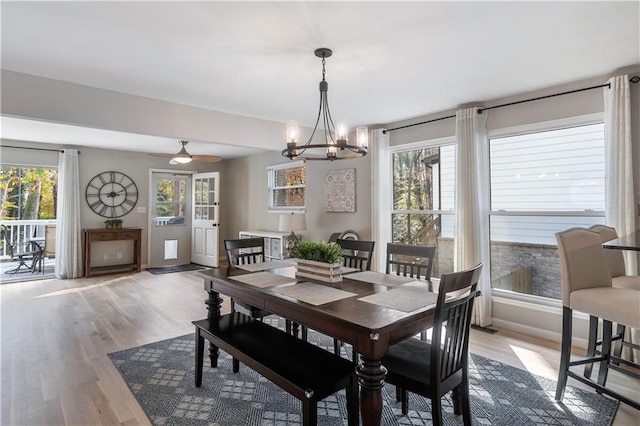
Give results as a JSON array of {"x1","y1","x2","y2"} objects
[{"x1": 492, "y1": 296, "x2": 590, "y2": 349}]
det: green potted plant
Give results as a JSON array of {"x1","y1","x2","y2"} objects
[
  {"x1": 289, "y1": 240, "x2": 343, "y2": 283},
  {"x1": 104, "y1": 219, "x2": 124, "y2": 229}
]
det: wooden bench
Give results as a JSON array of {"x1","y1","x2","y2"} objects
[{"x1": 193, "y1": 313, "x2": 358, "y2": 426}]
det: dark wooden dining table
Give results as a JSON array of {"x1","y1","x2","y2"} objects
[
  {"x1": 198, "y1": 265, "x2": 438, "y2": 426},
  {"x1": 602, "y1": 230, "x2": 640, "y2": 251}
]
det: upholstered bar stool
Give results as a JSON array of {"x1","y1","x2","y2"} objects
[
  {"x1": 588, "y1": 225, "x2": 640, "y2": 378},
  {"x1": 555, "y1": 227, "x2": 640, "y2": 410}
]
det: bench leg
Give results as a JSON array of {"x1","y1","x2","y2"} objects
[
  {"x1": 205, "y1": 290, "x2": 223, "y2": 368},
  {"x1": 302, "y1": 399, "x2": 317, "y2": 426},
  {"x1": 195, "y1": 328, "x2": 204, "y2": 387}
]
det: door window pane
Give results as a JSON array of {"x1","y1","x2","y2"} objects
[{"x1": 154, "y1": 176, "x2": 188, "y2": 226}]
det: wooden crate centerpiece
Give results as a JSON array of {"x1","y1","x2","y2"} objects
[
  {"x1": 295, "y1": 258, "x2": 343, "y2": 283},
  {"x1": 289, "y1": 240, "x2": 343, "y2": 283}
]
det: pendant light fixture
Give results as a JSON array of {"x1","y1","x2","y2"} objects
[{"x1": 282, "y1": 48, "x2": 368, "y2": 161}]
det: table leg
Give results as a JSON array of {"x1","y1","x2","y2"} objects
[
  {"x1": 356, "y1": 357, "x2": 387, "y2": 426},
  {"x1": 204, "y1": 289, "x2": 223, "y2": 368}
]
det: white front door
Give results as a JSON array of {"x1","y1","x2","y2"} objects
[{"x1": 191, "y1": 172, "x2": 220, "y2": 267}]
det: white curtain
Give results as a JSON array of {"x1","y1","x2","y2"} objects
[
  {"x1": 604, "y1": 74, "x2": 637, "y2": 275},
  {"x1": 454, "y1": 107, "x2": 492, "y2": 326},
  {"x1": 55, "y1": 149, "x2": 83, "y2": 278},
  {"x1": 604, "y1": 74, "x2": 639, "y2": 360},
  {"x1": 370, "y1": 128, "x2": 391, "y2": 272}
]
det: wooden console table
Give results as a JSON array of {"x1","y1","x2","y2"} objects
[{"x1": 83, "y1": 228, "x2": 142, "y2": 277}]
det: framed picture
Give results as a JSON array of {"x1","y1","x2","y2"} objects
[{"x1": 325, "y1": 168, "x2": 356, "y2": 212}]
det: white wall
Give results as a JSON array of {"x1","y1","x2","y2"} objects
[{"x1": 223, "y1": 150, "x2": 371, "y2": 244}]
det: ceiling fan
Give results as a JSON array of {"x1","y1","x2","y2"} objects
[{"x1": 149, "y1": 140, "x2": 221, "y2": 165}]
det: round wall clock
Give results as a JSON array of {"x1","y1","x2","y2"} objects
[{"x1": 85, "y1": 171, "x2": 138, "y2": 218}]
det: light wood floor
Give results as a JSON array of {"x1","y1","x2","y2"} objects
[{"x1": 1, "y1": 271, "x2": 638, "y2": 425}]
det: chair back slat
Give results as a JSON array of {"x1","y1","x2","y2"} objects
[
  {"x1": 386, "y1": 243, "x2": 436, "y2": 281},
  {"x1": 336, "y1": 239, "x2": 375, "y2": 271},
  {"x1": 430, "y1": 264, "x2": 482, "y2": 383},
  {"x1": 225, "y1": 238, "x2": 265, "y2": 266}
]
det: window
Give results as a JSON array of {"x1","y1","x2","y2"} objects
[
  {"x1": 153, "y1": 174, "x2": 189, "y2": 226},
  {"x1": 489, "y1": 121, "x2": 605, "y2": 299},
  {"x1": 0, "y1": 166, "x2": 57, "y2": 220},
  {"x1": 391, "y1": 140, "x2": 456, "y2": 277},
  {"x1": 0, "y1": 166, "x2": 58, "y2": 258},
  {"x1": 268, "y1": 161, "x2": 305, "y2": 211}
]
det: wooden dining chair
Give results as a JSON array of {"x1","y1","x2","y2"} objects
[
  {"x1": 224, "y1": 238, "x2": 273, "y2": 320},
  {"x1": 386, "y1": 242, "x2": 437, "y2": 340},
  {"x1": 586, "y1": 225, "x2": 640, "y2": 377},
  {"x1": 381, "y1": 264, "x2": 483, "y2": 425},
  {"x1": 336, "y1": 238, "x2": 375, "y2": 271},
  {"x1": 386, "y1": 242, "x2": 436, "y2": 282}
]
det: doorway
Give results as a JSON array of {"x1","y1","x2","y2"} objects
[{"x1": 0, "y1": 165, "x2": 58, "y2": 282}]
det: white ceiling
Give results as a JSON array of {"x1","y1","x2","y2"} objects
[{"x1": 1, "y1": 1, "x2": 638, "y2": 158}]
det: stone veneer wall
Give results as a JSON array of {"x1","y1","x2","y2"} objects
[{"x1": 437, "y1": 238, "x2": 561, "y2": 300}]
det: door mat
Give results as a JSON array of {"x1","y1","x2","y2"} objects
[{"x1": 146, "y1": 264, "x2": 207, "y2": 275}]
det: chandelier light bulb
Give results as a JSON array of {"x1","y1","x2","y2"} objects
[
  {"x1": 286, "y1": 120, "x2": 299, "y2": 144},
  {"x1": 356, "y1": 126, "x2": 369, "y2": 148},
  {"x1": 336, "y1": 122, "x2": 348, "y2": 141}
]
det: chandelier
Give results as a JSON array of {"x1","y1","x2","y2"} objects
[{"x1": 282, "y1": 48, "x2": 368, "y2": 161}]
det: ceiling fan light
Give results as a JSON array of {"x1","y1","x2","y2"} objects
[
  {"x1": 172, "y1": 141, "x2": 192, "y2": 163},
  {"x1": 173, "y1": 154, "x2": 192, "y2": 164}
]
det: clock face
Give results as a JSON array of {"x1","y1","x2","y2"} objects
[{"x1": 85, "y1": 171, "x2": 138, "y2": 218}]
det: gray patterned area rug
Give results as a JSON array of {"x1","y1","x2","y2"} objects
[{"x1": 109, "y1": 317, "x2": 618, "y2": 426}]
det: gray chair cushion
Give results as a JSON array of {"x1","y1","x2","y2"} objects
[{"x1": 571, "y1": 287, "x2": 640, "y2": 329}]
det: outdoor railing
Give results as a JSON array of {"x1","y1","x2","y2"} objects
[{"x1": 0, "y1": 219, "x2": 56, "y2": 259}]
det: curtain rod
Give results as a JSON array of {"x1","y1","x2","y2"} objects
[
  {"x1": 1, "y1": 145, "x2": 81, "y2": 154},
  {"x1": 384, "y1": 75, "x2": 640, "y2": 134}
]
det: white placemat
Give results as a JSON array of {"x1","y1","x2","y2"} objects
[
  {"x1": 346, "y1": 271, "x2": 418, "y2": 287},
  {"x1": 236, "y1": 259, "x2": 295, "y2": 272},
  {"x1": 341, "y1": 266, "x2": 361, "y2": 274},
  {"x1": 358, "y1": 286, "x2": 438, "y2": 312},
  {"x1": 272, "y1": 282, "x2": 357, "y2": 306},
  {"x1": 228, "y1": 272, "x2": 296, "y2": 288}
]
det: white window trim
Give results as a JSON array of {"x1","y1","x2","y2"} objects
[
  {"x1": 389, "y1": 136, "x2": 455, "y2": 154},
  {"x1": 267, "y1": 160, "x2": 305, "y2": 213},
  {"x1": 386, "y1": 115, "x2": 606, "y2": 342},
  {"x1": 488, "y1": 112, "x2": 604, "y2": 139}
]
